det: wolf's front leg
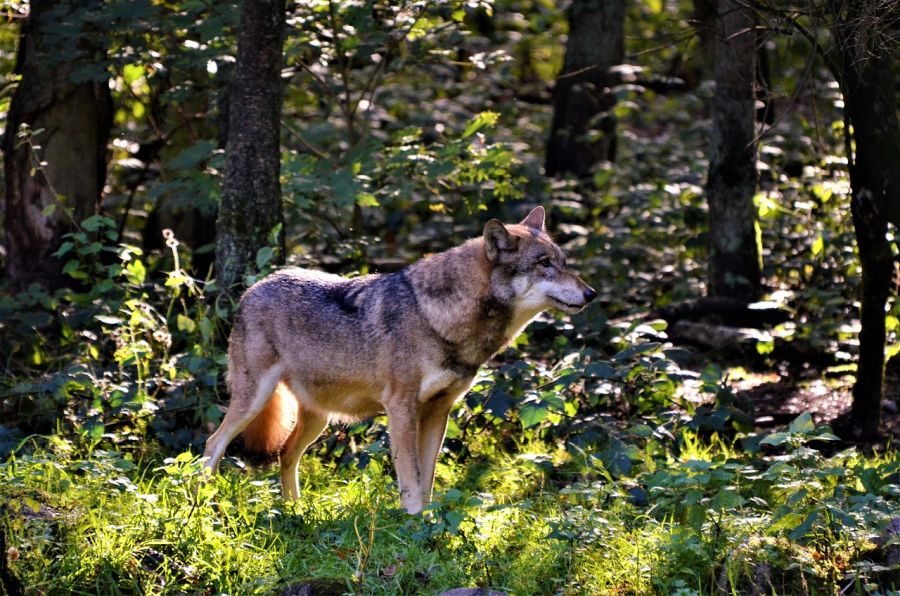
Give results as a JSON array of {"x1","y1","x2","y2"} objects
[
  {"x1": 417, "y1": 397, "x2": 455, "y2": 505},
  {"x1": 384, "y1": 397, "x2": 424, "y2": 514}
]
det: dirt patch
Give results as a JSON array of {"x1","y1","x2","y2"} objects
[{"x1": 729, "y1": 367, "x2": 900, "y2": 439}]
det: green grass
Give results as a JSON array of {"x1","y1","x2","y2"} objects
[{"x1": 1, "y1": 427, "x2": 899, "y2": 595}]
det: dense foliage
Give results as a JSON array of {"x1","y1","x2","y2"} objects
[{"x1": 0, "y1": 0, "x2": 898, "y2": 594}]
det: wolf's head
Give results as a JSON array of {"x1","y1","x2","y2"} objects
[{"x1": 483, "y1": 206, "x2": 596, "y2": 318}]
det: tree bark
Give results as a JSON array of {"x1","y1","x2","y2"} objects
[
  {"x1": 832, "y1": 5, "x2": 900, "y2": 436},
  {"x1": 690, "y1": 0, "x2": 717, "y2": 82},
  {"x1": 215, "y1": 0, "x2": 286, "y2": 293},
  {"x1": 705, "y1": 0, "x2": 762, "y2": 300},
  {"x1": 2, "y1": 1, "x2": 112, "y2": 293},
  {"x1": 545, "y1": 0, "x2": 625, "y2": 178}
]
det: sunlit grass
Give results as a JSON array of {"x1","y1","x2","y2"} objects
[{"x1": 2, "y1": 431, "x2": 898, "y2": 594}]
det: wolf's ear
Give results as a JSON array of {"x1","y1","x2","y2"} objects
[
  {"x1": 519, "y1": 206, "x2": 545, "y2": 230},
  {"x1": 483, "y1": 219, "x2": 517, "y2": 262}
]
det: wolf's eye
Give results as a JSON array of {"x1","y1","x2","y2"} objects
[{"x1": 538, "y1": 256, "x2": 552, "y2": 268}]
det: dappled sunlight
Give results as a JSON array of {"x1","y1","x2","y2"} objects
[{"x1": 1, "y1": 0, "x2": 898, "y2": 593}]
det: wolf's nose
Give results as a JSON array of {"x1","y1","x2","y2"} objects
[{"x1": 583, "y1": 286, "x2": 597, "y2": 303}]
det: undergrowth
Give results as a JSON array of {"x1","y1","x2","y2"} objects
[
  {"x1": 2, "y1": 418, "x2": 899, "y2": 594},
  {"x1": 1, "y1": 40, "x2": 898, "y2": 594}
]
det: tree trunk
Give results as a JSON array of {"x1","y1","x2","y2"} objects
[
  {"x1": 690, "y1": 0, "x2": 717, "y2": 83},
  {"x1": 215, "y1": 0, "x2": 286, "y2": 292},
  {"x1": 756, "y1": 41, "x2": 775, "y2": 124},
  {"x1": 705, "y1": 0, "x2": 761, "y2": 300},
  {"x1": 833, "y1": 9, "x2": 900, "y2": 436},
  {"x1": 545, "y1": 0, "x2": 625, "y2": 178},
  {"x1": 2, "y1": 1, "x2": 112, "y2": 293}
]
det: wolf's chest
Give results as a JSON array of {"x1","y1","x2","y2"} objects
[{"x1": 418, "y1": 365, "x2": 473, "y2": 403}]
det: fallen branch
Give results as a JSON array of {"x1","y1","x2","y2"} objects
[
  {"x1": 650, "y1": 297, "x2": 791, "y2": 328},
  {"x1": 668, "y1": 320, "x2": 838, "y2": 366}
]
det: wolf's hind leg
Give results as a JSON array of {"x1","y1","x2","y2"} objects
[
  {"x1": 280, "y1": 405, "x2": 328, "y2": 501},
  {"x1": 202, "y1": 363, "x2": 284, "y2": 475}
]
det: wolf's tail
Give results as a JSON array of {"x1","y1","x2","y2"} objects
[{"x1": 240, "y1": 383, "x2": 299, "y2": 459}]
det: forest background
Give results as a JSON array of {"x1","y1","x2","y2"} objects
[{"x1": 0, "y1": 0, "x2": 899, "y2": 594}]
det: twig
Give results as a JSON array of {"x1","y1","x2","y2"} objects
[{"x1": 281, "y1": 119, "x2": 328, "y2": 159}]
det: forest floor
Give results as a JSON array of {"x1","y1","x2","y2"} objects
[
  {"x1": 3, "y1": 63, "x2": 899, "y2": 595},
  {"x1": 685, "y1": 354, "x2": 900, "y2": 441},
  {"x1": 3, "y1": 340, "x2": 899, "y2": 595},
  {"x1": 741, "y1": 370, "x2": 900, "y2": 437}
]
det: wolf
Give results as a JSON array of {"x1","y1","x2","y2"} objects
[{"x1": 202, "y1": 206, "x2": 596, "y2": 514}]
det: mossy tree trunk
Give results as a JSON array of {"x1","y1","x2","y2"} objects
[
  {"x1": 2, "y1": 0, "x2": 112, "y2": 293},
  {"x1": 215, "y1": 0, "x2": 286, "y2": 293},
  {"x1": 830, "y1": 1, "x2": 900, "y2": 436},
  {"x1": 705, "y1": 0, "x2": 762, "y2": 300},
  {"x1": 545, "y1": 0, "x2": 625, "y2": 178}
]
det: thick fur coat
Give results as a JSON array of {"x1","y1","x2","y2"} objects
[{"x1": 203, "y1": 207, "x2": 596, "y2": 513}]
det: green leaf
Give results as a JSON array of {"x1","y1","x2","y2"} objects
[
  {"x1": 584, "y1": 361, "x2": 616, "y2": 379},
  {"x1": 812, "y1": 183, "x2": 833, "y2": 203},
  {"x1": 81, "y1": 215, "x2": 116, "y2": 232},
  {"x1": 52, "y1": 241, "x2": 74, "y2": 258},
  {"x1": 519, "y1": 403, "x2": 549, "y2": 428},
  {"x1": 198, "y1": 316, "x2": 214, "y2": 343},
  {"x1": 356, "y1": 192, "x2": 379, "y2": 207},
  {"x1": 788, "y1": 412, "x2": 815, "y2": 435},
  {"x1": 125, "y1": 259, "x2": 146, "y2": 285},
  {"x1": 256, "y1": 246, "x2": 275, "y2": 270},
  {"x1": 613, "y1": 342, "x2": 660, "y2": 361},
  {"x1": 442, "y1": 488, "x2": 463, "y2": 502},
  {"x1": 122, "y1": 63, "x2": 145, "y2": 86},
  {"x1": 711, "y1": 488, "x2": 745, "y2": 510},
  {"x1": 786, "y1": 489, "x2": 808, "y2": 506},
  {"x1": 166, "y1": 270, "x2": 190, "y2": 288},
  {"x1": 686, "y1": 504, "x2": 706, "y2": 529},
  {"x1": 811, "y1": 234, "x2": 824, "y2": 257},
  {"x1": 62, "y1": 259, "x2": 83, "y2": 278},
  {"x1": 462, "y1": 111, "x2": 499, "y2": 138},
  {"x1": 630, "y1": 424, "x2": 653, "y2": 438},
  {"x1": 167, "y1": 140, "x2": 216, "y2": 170},
  {"x1": 683, "y1": 489, "x2": 704, "y2": 505},
  {"x1": 788, "y1": 510, "x2": 818, "y2": 541},
  {"x1": 760, "y1": 431, "x2": 790, "y2": 447},
  {"x1": 177, "y1": 314, "x2": 197, "y2": 334},
  {"x1": 484, "y1": 390, "x2": 514, "y2": 418},
  {"x1": 756, "y1": 336, "x2": 775, "y2": 355}
]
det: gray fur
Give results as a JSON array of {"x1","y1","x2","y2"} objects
[{"x1": 202, "y1": 206, "x2": 596, "y2": 513}]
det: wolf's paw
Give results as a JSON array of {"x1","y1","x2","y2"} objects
[{"x1": 401, "y1": 493, "x2": 425, "y2": 515}]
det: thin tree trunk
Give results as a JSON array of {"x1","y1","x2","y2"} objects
[
  {"x1": 545, "y1": 0, "x2": 625, "y2": 178},
  {"x1": 691, "y1": 0, "x2": 717, "y2": 81},
  {"x1": 756, "y1": 41, "x2": 775, "y2": 124},
  {"x1": 834, "y1": 14, "x2": 900, "y2": 436},
  {"x1": 705, "y1": 0, "x2": 762, "y2": 300},
  {"x1": 2, "y1": 1, "x2": 112, "y2": 292},
  {"x1": 215, "y1": 0, "x2": 286, "y2": 293}
]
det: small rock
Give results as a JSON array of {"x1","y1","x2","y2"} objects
[
  {"x1": 282, "y1": 578, "x2": 347, "y2": 596},
  {"x1": 873, "y1": 517, "x2": 900, "y2": 566}
]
